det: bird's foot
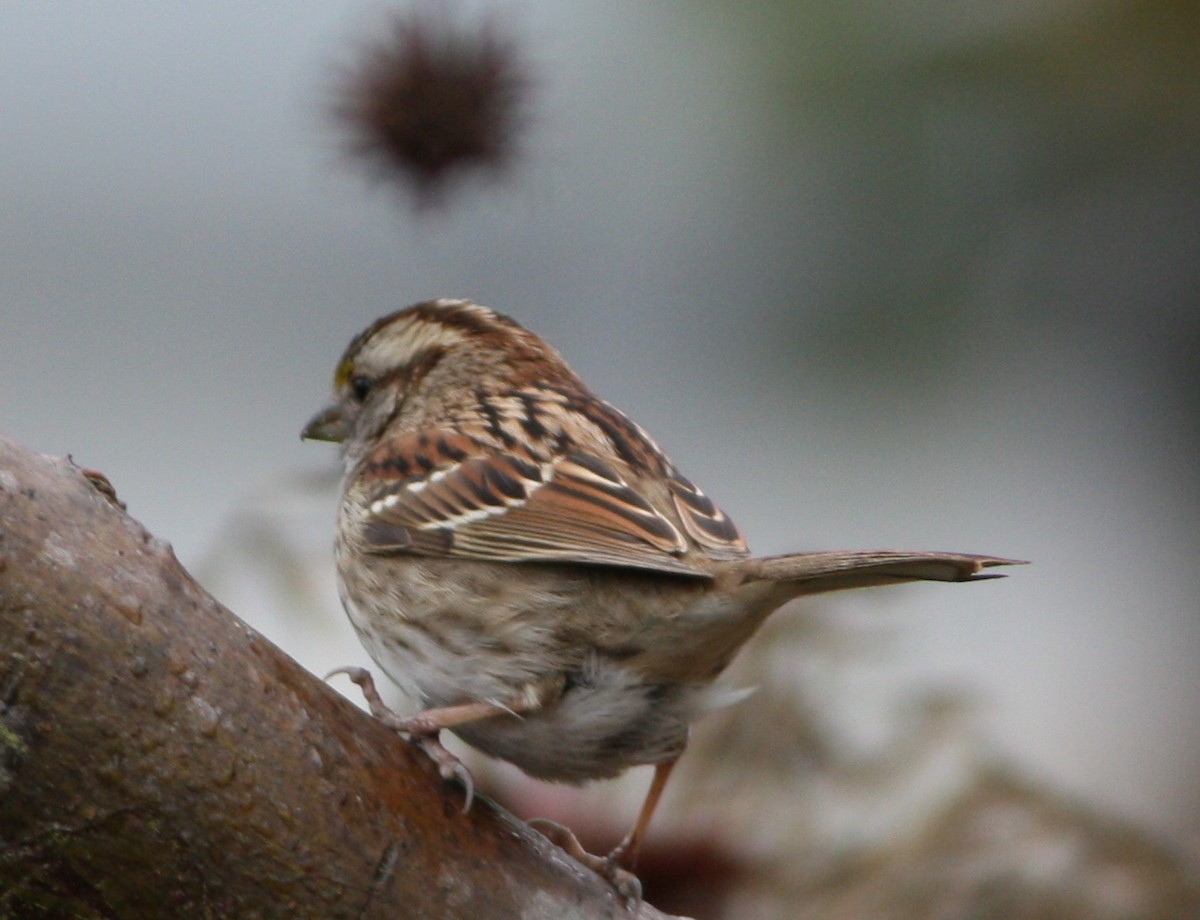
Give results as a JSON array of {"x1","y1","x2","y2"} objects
[
  {"x1": 325, "y1": 665, "x2": 476, "y2": 811},
  {"x1": 528, "y1": 819, "x2": 642, "y2": 902}
]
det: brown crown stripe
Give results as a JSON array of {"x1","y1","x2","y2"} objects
[{"x1": 405, "y1": 299, "x2": 521, "y2": 336}]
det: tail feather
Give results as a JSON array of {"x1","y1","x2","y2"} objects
[{"x1": 745, "y1": 550, "x2": 1024, "y2": 597}]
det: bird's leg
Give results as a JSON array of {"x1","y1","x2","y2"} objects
[
  {"x1": 607, "y1": 758, "x2": 676, "y2": 870},
  {"x1": 531, "y1": 758, "x2": 678, "y2": 902},
  {"x1": 326, "y1": 666, "x2": 514, "y2": 812}
]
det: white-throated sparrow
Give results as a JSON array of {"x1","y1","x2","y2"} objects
[{"x1": 303, "y1": 298, "x2": 1019, "y2": 896}]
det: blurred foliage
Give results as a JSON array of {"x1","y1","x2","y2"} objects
[{"x1": 691, "y1": 0, "x2": 1200, "y2": 418}]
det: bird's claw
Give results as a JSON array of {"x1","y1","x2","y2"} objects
[
  {"x1": 413, "y1": 733, "x2": 476, "y2": 813},
  {"x1": 528, "y1": 819, "x2": 643, "y2": 902},
  {"x1": 324, "y1": 665, "x2": 398, "y2": 722},
  {"x1": 325, "y1": 665, "x2": 475, "y2": 812}
]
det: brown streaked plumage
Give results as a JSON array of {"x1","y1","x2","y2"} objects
[{"x1": 303, "y1": 298, "x2": 1022, "y2": 898}]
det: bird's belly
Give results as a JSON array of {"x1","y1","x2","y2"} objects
[
  {"x1": 336, "y1": 557, "x2": 714, "y2": 781},
  {"x1": 452, "y1": 658, "x2": 697, "y2": 783},
  {"x1": 339, "y1": 573, "x2": 559, "y2": 710}
]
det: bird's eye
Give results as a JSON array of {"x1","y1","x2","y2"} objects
[{"x1": 350, "y1": 376, "x2": 372, "y2": 402}]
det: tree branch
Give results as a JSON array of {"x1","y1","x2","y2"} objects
[{"x1": 0, "y1": 434, "x2": 684, "y2": 919}]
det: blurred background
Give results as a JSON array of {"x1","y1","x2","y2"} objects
[{"x1": 3, "y1": 1, "x2": 1198, "y2": 913}]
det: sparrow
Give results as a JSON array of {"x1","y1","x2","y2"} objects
[{"x1": 303, "y1": 298, "x2": 1018, "y2": 897}]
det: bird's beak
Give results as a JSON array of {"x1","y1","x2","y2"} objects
[{"x1": 301, "y1": 404, "x2": 349, "y2": 443}]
